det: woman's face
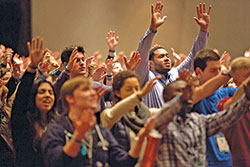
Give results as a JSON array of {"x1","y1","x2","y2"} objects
[
  {"x1": 70, "y1": 84, "x2": 98, "y2": 110},
  {"x1": 116, "y1": 77, "x2": 140, "y2": 100},
  {"x1": 35, "y1": 82, "x2": 55, "y2": 113}
]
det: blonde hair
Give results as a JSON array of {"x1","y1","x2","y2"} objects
[
  {"x1": 231, "y1": 57, "x2": 250, "y2": 75},
  {"x1": 61, "y1": 76, "x2": 91, "y2": 112}
]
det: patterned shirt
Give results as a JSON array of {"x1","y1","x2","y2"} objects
[{"x1": 155, "y1": 95, "x2": 250, "y2": 167}]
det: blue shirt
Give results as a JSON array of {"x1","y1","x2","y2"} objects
[{"x1": 192, "y1": 87, "x2": 237, "y2": 167}]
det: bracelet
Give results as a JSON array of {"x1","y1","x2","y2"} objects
[
  {"x1": 221, "y1": 71, "x2": 232, "y2": 78},
  {"x1": 109, "y1": 49, "x2": 115, "y2": 53},
  {"x1": 28, "y1": 64, "x2": 37, "y2": 70},
  {"x1": 50, "y1": 68, "x2": 59, "y2": 75},
  {"x1": 71, "y1": 136, "x2": 82, "y2": 144},
  {"x1": 63, "y1": 62, "x2": 71, "y2": 73},
  {"x1": 136, "y1": 93, "x2": 142, "y2": 101},
  {"x1": 149, "y1": 27, "x2": 157, "y2": 34}
]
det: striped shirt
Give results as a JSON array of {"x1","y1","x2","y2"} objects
[
  {"x1": 155, "y1": 95, "x2": 250, "y2": 167},
  {"x1": 135, "y1": 29, "x2": 209, "y2": 108}
]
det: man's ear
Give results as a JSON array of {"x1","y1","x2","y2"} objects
[
  {"x1": 115, "y1": 90, "x2": 121, "y2": 98},
  {"x1": 149, "y1": 60, "x2": 155, "y2": 71},
  {"x1": 195, "y1": 67, "x2": 203, "y2": 79}
]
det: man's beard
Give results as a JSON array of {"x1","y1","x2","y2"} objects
[{"x1": 155, "y1": 63, "x2": 171, "y2": 74}]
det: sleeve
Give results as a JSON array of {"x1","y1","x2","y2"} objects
[
  {"x1": 11, "y1": 71, "x2": 36, "y2": 150},
  {"x1": 92, "y1": 81, "x2": 112, "y2": 101},
  {"x1": 101, "y1": 93, "x2": 141, "y2": 129},
  {"x1": 176, "y1": 30, "x2": 209, "y2": 73},
  {"x1": 52, "y1": 71, "x2": 70, "y2": 99},
  {"x1": 5, "y1": 76, "x2": 19, "y2": 99},
  {"x1": 154, "y1": 96, "x2": 183, "y2": 133},
  {"x1": 204, "y1": 94, "x2": 250, "y2": 137},
  {"x1": 216, "y1": 97, "x2": 231, "y2": 112},
  {"x1": 41, "y1": 123, "x2": 74, "y2": 167},
  {"x1": 135, "y1": 28, "x2": 156, "y2": 86},
  {"x1": 104, "y1": 128, "x2": 137, "y2": 167}
]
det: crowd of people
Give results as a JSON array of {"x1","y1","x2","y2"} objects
[{"x1": 1, "y1": 1, "x2": 250, "y2": 167}]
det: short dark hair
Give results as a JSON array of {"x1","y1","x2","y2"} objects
[
  {"x1": 61, "y1": 46, "x2": 84, "y2": 63},
  {"x1": 149, "y1": 46, "x2": 165, "y2": 60},
  {"x1": 194, "y1": 49, "x2": 220, "y2": 71}
]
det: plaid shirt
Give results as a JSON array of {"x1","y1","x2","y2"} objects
[{"x1": 155, "y1": 95, "x2": 250, "y2": 167}]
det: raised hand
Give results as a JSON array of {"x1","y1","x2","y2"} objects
[
  {"x1": 150, "y1": 1, "x2": 167, "y2": 32},
  {"x1": 178, "y1": 69, "x2": 191, "y2": 82},
  {"x1": 3, "y1": 48, "x2": 13, "y2": 65},
  {"x1": 12, "y1": 53, "x2": 23, "y2": 78},
  {"x1": 91, "y1": 65, "x2": 106, "y2": 81},
  {"x1": 86, "y1": 56, "x2": 95, "y2": 69},
  {"x1": 138, "y1": 75, "x2": 162, "y2": 98},
  {"x1": 106, "y1": 31, "x2": 119, "y2": 50},
  {"x1": 124, "y1": 51, "x2": 141, "y2": 71},
  {"x1": 220, "y1": 51, "x2": 231, "y2": 69},
  {"x1": 171, "y1": 48, "x2": 182, "y2": 67},
  {"x1": 193, "y1": 3, "x2": 212, "y2": 32},
  {"x1": 93, "y1": 51, "x2": 103, "y2": 66},
  {"x1": 27, "y1": 36, "x2": 45, "y2": 67},
  {"x1": 66, "y1": 47, "x2": 78, "y2": 72}
]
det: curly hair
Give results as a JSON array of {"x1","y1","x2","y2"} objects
[{"x1": 112, "y1": 70, "x2": 140, "y2": 103}]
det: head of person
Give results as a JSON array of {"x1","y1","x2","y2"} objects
[
  {"x1": 163, "y1": 80, "x2": 188, "y2": 102},
  {"x1": 28, "y1": 80, "x2": 57, "y2": 150},
  {"x1": 29, "y1": 80, "x2": 57, "y2": 123},
  {"x1": 61, "y1": 76, "x2": 98, "y2": 113},
  {"x1": 112, "y1": 61, "x2": 124, "y2": 75},
  {"x1": 194, "y1": 49, "x2": 221, "y2": 85},
  {"x1": 112, "y1": 70, "x2": 140, "y2": 103},
  {"x1": 61, "y1": 46, "x2": 86, "y2": 77},
  {"x1": 163, "y1": 80, "x2": 194, "y2": 115},
  {"x1": 230, "y1": 57, "x2": 250, "y2": 87},
  {"x1": 149, "y1": 46, "x2": 175, "y2": 75}
]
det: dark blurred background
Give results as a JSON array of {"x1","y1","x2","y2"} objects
[{"x1": 0, "y1": 0, "x2": 31, "y2": 56}]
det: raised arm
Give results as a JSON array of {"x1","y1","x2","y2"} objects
[
  {"x1": 176, "y1": 3, "x2": 211, "y2": 73},
  {"x1": 101, "y1": 76, "x2": 160, "y2": 129},
  {"x1": 11, "y1": 37, "x2": 45, "y2": 117},
  {"x1": 205, "y1": 77, "x2": 250, "y2": 137},
  {"x1": 106, "y1": 31, "x2": 119, "y2": 59},
  {"x1": 135, "y1": 1, "x2": 167, "y2": 85},
  {"x1": 11, "y1": 37, "x2": 45, "y2": 148},
  {"x1": 192, "y1": 72, "x2": 231, "y2": 104},
  {"x1": 221, "y1": 75, "x2": 250, "y2": 110},
  {"x1": 52, "y1": 48, "x2": 78, "y2": 97}
]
